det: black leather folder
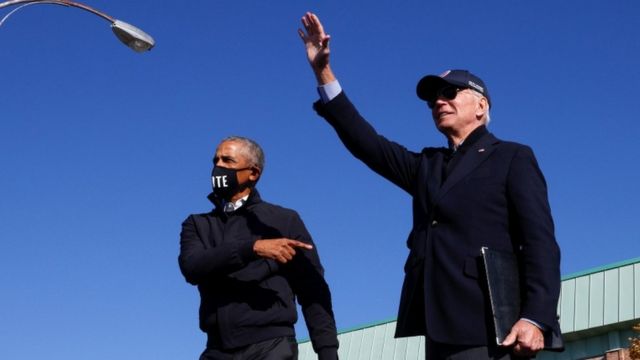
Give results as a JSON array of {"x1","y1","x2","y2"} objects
[
  {"x1": 481, "y1": 246, "x2": 521, "y2": 345},
  {"x1": 481, "y1": 246, "x2": 565, "y2": 351}
]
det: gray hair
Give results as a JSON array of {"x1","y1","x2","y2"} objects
[
  {"x1": 470, "y1": 89, "x2": 491, "y2": 126},
  {"x1": 221, "y1": 136, "x2": 265, "y2": 171}
]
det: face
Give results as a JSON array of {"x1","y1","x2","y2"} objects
[
  {"x1": 213, "y1": 140, "x2": 260, "y2": 189},
  {"x1": 430, "y1": 88, "x2": 486, "y2": 135}
]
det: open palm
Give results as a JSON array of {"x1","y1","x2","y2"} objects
[{"x1": 298, "y1": 12, "x2": 331, "y2": 70}]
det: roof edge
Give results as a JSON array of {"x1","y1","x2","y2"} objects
[{"x1": 561, "y1": 256, "x2": 640, "y2": 280}]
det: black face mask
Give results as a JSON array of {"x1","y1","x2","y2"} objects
[{"x1": 211, "y1": 166, "x2": 249, "y2": 201}]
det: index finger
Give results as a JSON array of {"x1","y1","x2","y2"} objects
[
  {"x1": 288, "y1": 240, "x2": 313, "y2": 250},
  {"x1": 308, "y1": 13, "x2": 326, "y2": 35}
]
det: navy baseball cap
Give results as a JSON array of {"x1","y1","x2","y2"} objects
[{"x1": 416, "y1": 69, "x2": 491, "y2": 107}]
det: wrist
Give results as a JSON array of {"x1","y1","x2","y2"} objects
[{"x1": 315, "y1": 66, "x2": 336, "y2": 86}]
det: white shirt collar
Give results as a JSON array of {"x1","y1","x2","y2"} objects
[{"x1": 223, "y1": 195, "x2": 249, "y2": 213}]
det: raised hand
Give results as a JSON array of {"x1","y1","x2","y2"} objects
[
  {"x1": 298, "y1": 12, "x2": 335, "y2": 84},
  {"x1": 253, "y1": 238, "x2": 313, "y2": 264}
]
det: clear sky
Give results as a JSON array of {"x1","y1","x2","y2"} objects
[{"x1": 1, "y1": 1, "x2": 639, "y2": 359}]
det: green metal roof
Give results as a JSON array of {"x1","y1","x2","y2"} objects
[{"x1": 298, "y1": 257, "x2": 640, "y2": 360}]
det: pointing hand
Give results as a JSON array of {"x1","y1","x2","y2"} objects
[{"x1": 254, "y1": 238, "x2": 313, "y2": 264}]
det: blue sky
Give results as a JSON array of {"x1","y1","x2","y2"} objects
[{"x1": 1, "y1": 1, "x2": 639, "y2": 359}]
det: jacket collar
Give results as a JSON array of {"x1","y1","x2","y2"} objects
[
  {"x1": 450, "y1": 125, "x2": 488, "y2": 153},
  {"x1": 207, "y1": 188, "x2": 262, "y2": 213},
  {"x1": 432, "y1": 131, "x2": 499, "y2": 204}
]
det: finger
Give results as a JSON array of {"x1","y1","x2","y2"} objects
[
  {"x1": 308, "y1": 13, "x2": 324, "y2": 35},
  {"x1": 517, "y1": 341, "x2": 533, "y2": 352},
  {"x1": 276, "y1": 246, "x2": 293, "y2": 262},
  {"x1": 297, "y1": 28, "x2": 306, "y2": 42},
  {"x1": 513, "y1": 344, "x2": 524, "y2": 356},
  {"x1": 282, "y1": 248, "x2": 295, "y2": 260},
  {"x1": 501, "y1": 330, "x2": 517, "y2": 346},
  {"x1": 283, "y1": 244, "x2": 296, "y2": 257},
  {"x1": 290, "y1": 240, "x2": 313, "y2": 250},
  {"x1": 302, "y1": 13, "x2": 315, "y2": 34},
  {"x1": 305, "y1": 12, "x2": 320, "y2": 34},
  {"x1": 276, "y1": 254, "x2": 289, "y2": 264},
  {"x1": 513, "y1": 344, "x2": 534, "y2": 357},
  {"x1": 309, "y1": 13, "x2": 321, "y2": 29}
]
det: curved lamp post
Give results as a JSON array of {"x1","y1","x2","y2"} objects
[{"x1": 0, "y1": 0, "x2": 154, "y2": 52}]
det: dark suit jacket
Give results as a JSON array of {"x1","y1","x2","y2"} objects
[{"x1": 314, "y1": 92, "x2": 562, "y2": 346}]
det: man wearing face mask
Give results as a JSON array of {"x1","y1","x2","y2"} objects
[{"x1": 179, "y1": 136, "x2": 339, "y2": 360}]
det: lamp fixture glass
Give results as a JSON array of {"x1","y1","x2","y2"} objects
[{"x1": 111, "y1": 19, "x2": 154, "y2": 52}]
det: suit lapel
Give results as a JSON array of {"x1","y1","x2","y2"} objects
[{"x1": 433, "y1": 132, "x2": 499, "y2": 204}]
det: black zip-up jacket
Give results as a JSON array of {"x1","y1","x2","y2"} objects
[{"x1": 179, "y1": 190, "x2": 338, "y2": 358}]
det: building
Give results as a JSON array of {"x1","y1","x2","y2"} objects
[{"x1": 299, "y1": 257, "x2": 640, "y2": 360}]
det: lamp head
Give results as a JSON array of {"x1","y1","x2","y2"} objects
[{"x1": 111, "y1": 19, "x2": 154, "y2": 52}]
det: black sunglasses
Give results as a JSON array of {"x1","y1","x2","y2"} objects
[{"x1": 427, "y1": 86, "x2": 465, "y2": 109}]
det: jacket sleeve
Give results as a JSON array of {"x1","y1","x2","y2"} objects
[
  {"x1": 285, "y1": 212, "x2": 339, "y2": 359},
  {"x1": 314, "y1": 91, "x2": 420, "y2": 195},
  {"x1": 178, "y1": 214, "x2": 257, "y2": 285},
  {"x1": 506, "y1": 145, "x2": 561, "y2": 329}
]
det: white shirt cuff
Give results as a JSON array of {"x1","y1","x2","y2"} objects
[
  {"x1": 521, "y1": 318, "x2": 546, "y2": 331},
  {"x1": 317, "y1": 80, "x2": 342, "y2": 103}
]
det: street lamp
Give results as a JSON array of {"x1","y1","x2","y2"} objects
[{"x1": 0, "y1": 0, "x2": 154, "y2": 52}]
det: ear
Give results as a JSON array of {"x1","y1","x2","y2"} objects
[
  {"x1": 249, "y1": 166, "x2": 261, "y2": 182},
  {"x1": 476, "y1": 97, "x2": 488, "y2": 121}
]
